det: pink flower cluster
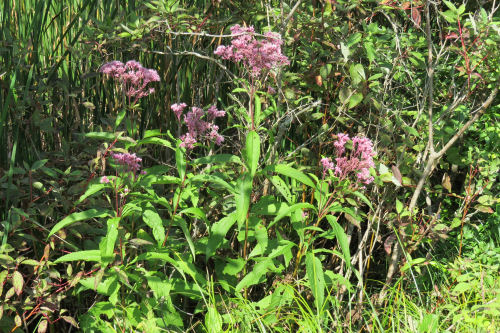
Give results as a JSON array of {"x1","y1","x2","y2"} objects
[
  {"x1": 214, "y1": 25, "x2": 289, "y2": 77},
  {"x1": 110, "y1": 152, "x2": 143, "y2": 173},
  {"x1": 100, "y1": 60, "x2": 160, "y2": 101},
  {"x1": 321, "y1": 134, "x2": 375, "y2": 185},
  {"x1": 171, "y1": 104, "x2": 226, "y2": 149}
]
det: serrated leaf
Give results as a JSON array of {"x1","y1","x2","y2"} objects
[
  {"x1": 269, "y1": 203, "x2": 316, "y2": 229},
  {"x1": 269, "y1": 175, "x2": 293, "y2": 203},
  {"x1": 452, "y1": 282, "x2": 471, "y2": 295},
  {"x1": 249, "y1": 223, "x2": 268, "y2": 258},
  {"x1": 173, "y1": 216, "x2": 195, "y2": 258},
  {"x1": 268, "y1": 164, "x2": 315, "y2": 188},
  {"x1": 76, "y1": 183, "x2": 105, "y2": 204},
  {"x1": 54, "y1": 250, "x2": 101, "y2": 263},
  {"x1": 176, "y1": 144, "x2": 186, "y2": 180},
  {"x1": 236, "y1": 259, "x2": 273, "y2": 291},
  {"x1": 245, "y1": 131, "x2": 260, "y2": 177},
  {"x1": 146, "y1": 275, "x2": 171, "y2": 298},
  {"x1": 143, "y1": 204, "x2": 165, "y2": 247},
  {"x1": 189, "y1": 174, "x2": 235, "y2": 193},
  {"x1": 31, "y1": 159, "x2": 48, "y2": 171},
  {"x1": 254, "y1": 94, "x2": 262, "y2": 127},
  {"x1": 114, "y1": 109, "x2": 126, "y2": 130},
  {"x1": 101, "y1": 217, "x2": 119, "y2": 265},
  {"x1": 306, "y1": 252, "x2": 325, "y2": 313},
  {"x1": 236, "y1": 173, "x2": 252, "y2": 230},
  {"x1": 206, "y1": 213, "x2": 237, "y2": 259},
  {"x1": 136, "y1": 136, "x2": 173, "y2": 149},
  {"x1": 192, "y1": 154, "x2": 242, "y2": 165},
  {"x1": 48, "y1": 209, "x2": 111, "y2": 238},
  {"x1": 326, "y1": 215, "x2": 351, "y2": 269}
]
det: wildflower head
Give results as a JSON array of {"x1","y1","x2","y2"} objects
[
  {"x1": 100, "y1": 60, "x2": 160, "y2": 101},
  {"x1": 214, "y1": 24, "x2": 289, "y2": 78},
  {"x1": 100, "y1": 176, "x2": 110, "y2": 184},
  {"x1": 320, "y1": 157, "x2": 335, "y2": 176},
  {"x1": 171, "y1": 103, "x2": 188, "y2": 121},
  {"x1": 324, "y1": 134, "x2": 376, "y2": 185},
  {"x1": 110, "y1": 152, "x2": 142, "y2": 173},
  {"x1": 174, "y1": 104, "x2": 226, "y2": 150}
]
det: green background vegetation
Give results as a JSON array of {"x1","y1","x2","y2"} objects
[{"x1": 0, "y1": 0, "x2": 499, "y2": 332}]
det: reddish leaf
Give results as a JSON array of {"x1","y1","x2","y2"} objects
[
  {"x1": 61, "y1": 316, "x2": 79, "y2": 328},
  {"x1": 315, "y1": 75, "x2": 322, "y2": 86},
  {"x1": 38, "y1": 320, "x2": 48, "y2": 333},
  {"x1": 391, "y1": 165, "x2": 403, "y2": 185},
  {"x1": 442, "y1": 173, "x2": 452, "y2": 192},
  {"x1": 411, "y1": 7, "x2": 421, "y2": 27},
  {"x1": 12, "y1": 271, "x2": 24, "y2": 296},
  {"x1": 384, "y1": 235, "x2": 397, "y2": 255}
]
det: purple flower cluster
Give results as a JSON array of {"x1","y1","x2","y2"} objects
[
  {"x1": 100, "y1": 60, "x2": 160, "y2": 101},
  {"x1": 170, "y1": 104, "x2": 226, "y2": 149},
  {"x1": 110, "y1": 152, "x2": 143, "y2": 173},
  {"x1": 171, "y1": 103, "x2": 187, "y2": 121},
  {"x1": 321, "y1": 134, "x2": 376, "y2": 185},
  {"x1": 214, "y1": 25, "x2": 289, "y2": 77}
]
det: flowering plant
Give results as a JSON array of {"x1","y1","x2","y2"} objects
[
  {"x1": 321, "y1": 133, "x2": 375, "y2": 185},
  {"x1": 171, "y1": 103, "x2": 226, "y2": 149},
  {"x1": 214, "y1": 25, "x2": 288, "y2": 130}
]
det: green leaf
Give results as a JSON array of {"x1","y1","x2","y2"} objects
[
  {"x1": 396, "y1": 199, "x2": 403, "y2": 215},
  {"x1": 206, "y1": 306, "x2": 223, "y2": 333},
  {"x1": 251, "y1": 196, "x2": 289, "y2": 216},
  {"x1": 306, "y1": 252, "x2": 325, "y2": 313},
  {"x1": 190, "y1": 174, "x2": 235, "y2": 193},
  {"x1": 364, "y1": 41, "x2": 375, "y2": 63},
  {"x1": 340, "y1": 42, "x2": 350, "y2": 61},
  {"x1": 12, "y1": 271, "x2": 23, "y2": 296},
  {"x1": 31, "y1": 159, "x2": 48, "y2": 171},
  {"x1": 48, "y1": 209, "x2": 111, "y2": 238},
  {"x1": 245, "y1": 131, "x2": 260, "y2": 177},
  {"x1": 326, "y1": 215, "x2": 351, "y2": 269},
  {"x1": 192, "y1": 154, "x2": 242, "y2": 165},
  {"x1": 173, "y1": 216, "x2": 195, "y2": 259},
  {"x1": 54, "y1": 250, "x2": 101, "y2": 263},
  {"x1": 143, "y1": 204, "x2": 165, "y2": 247},
  {"x1": 268, "y1": 164, "x2": 315, "y2": 188},
  {"x1": 136, "y1": 136, "x2": 173, "y2": 149},
  {"x1": 236, "y1": 173, "x2": 252, "y2": 230},
  {"x1": 452, "y1": 282, "x2": 472, "y2": 295},
  {"x1": 115, "y1": 109, "x2": 127, "y2": 130},
  {"x1": 176, "y1": 144, "x2": 186, "y2": 180},
  {"x1": 101, "y1": 217, "x2": 119, "y2": 265},
  {"x1": 349, "y1": 64, "x2": 365, "y2": 85},
  {"x1": 269, "y1": 203, "x2": 316, "y2": 229},
  {"x1": 85, "y1": 132, "x2": 130, "y2": 142},
  {"x1": 206, "y1": 213, "x2": 237, "y2": 259},
  {"x1": 349, "y1": 92, "x2": 363, "y2": 109},
  {"x1": 443, "y1": 0, "x2": 457, "y2": 12},
  {"x1": 249, "y1": 222, "x2": 268, "y2": 258},
  {"x1": 76, "y1": 183, "x2": 105, "y2": 205},
  {"x1": 179, "y1": 207, "x2": 207, "y2": 222},
  {"x1": 351, "y1": 191, "x2": 373, "y2": 210},
  {"x1": 146, "y1": 275, "x2": 171, "y2": 299},
  {"x1": 269, "y1": 175, "x2": 293, "y2": 203},
  {"x1": 236, "y1": 259, "x2": 273, "y2": 291},
  {"x1": 254, "y1": 94, "x2": 262, "y2": 127}
]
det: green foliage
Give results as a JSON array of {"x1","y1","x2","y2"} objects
[{"x1": 0, "y1": 0, "x2": 499, "y2": 332}]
